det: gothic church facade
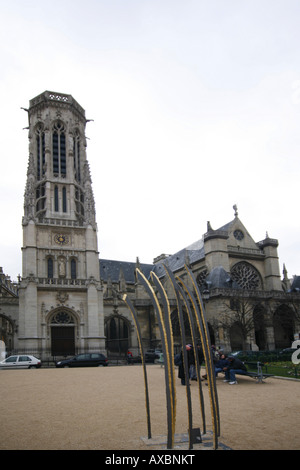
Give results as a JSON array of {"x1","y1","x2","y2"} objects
[{"x1": 1, "y1": 91, "x2": 299, "y2": 360}]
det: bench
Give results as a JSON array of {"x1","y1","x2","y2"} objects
[{"x1": 236, "y1": 361, "x2": 274, "y2": 384}]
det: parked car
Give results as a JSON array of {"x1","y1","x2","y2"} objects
[
  {"x1": 56, "y1": 353, "x2": 108, "y2": 368},
  {"x1": 145, "y1": 350, "x2": 158, "y2": 362},
  {"x1": 0, "y1": 354, "x2": 41, "y2": 369},
  {"x1": 130, "y1": 352, "x2": 158, "y2": 364}
]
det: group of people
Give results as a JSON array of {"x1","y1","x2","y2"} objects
[
  {"x1": 177, "y1": 344, "x2": 247, "y2": 385},
  {"x1": 213, "y1": 351, "x2": 247, "y2": 384}
]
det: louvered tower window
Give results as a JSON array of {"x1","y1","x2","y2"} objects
[
  {"x1": 36, "y1": 124, "x2": 45, "y2": 181},
  {"x1": 71, "y1": 259, "x2": 77, "y2": 279},
  {"x1": 53, "y1": 122, "x2": 66, "y2": 177},
  {"x1": 54, "y1": 186, "x2": 59, "y2": 212},
  {"x1": 73, "y1": 130, "x2": 81, "y2": 183},
  {"x1": 62, "y1": 187, "x2": 67, "y2": 212},
  {"x1": 47, "y1": 258, "x2": 54, "y2": 278}
]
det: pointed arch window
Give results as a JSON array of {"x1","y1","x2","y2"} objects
[
  {"x1": 47, "y1": 257, "x2": 54, "y2": 279},
  {"x1": 73, "y1": 130, "x2": 81, "y2": 183},
  {"x1": 62, "y1": 186, "x2": 67, "y2": 213},
  {"x1": 53, "y1": 122, "x2": 66, "y2": 177},
  {"x1": 71, "y1": 259, "x2": 77, "y2": 280},
  {"x1": 36, "y1": 123, "x2": 45, "y2": 181},
  {"x1": 54, "y1": 186, "x2": 59, "y2": 212}
]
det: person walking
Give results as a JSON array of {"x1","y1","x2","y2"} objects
[{"x1": 178, "y1": 345, "x2": 192, "y2": 385}]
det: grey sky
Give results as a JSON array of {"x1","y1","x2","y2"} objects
[{"x1": 1, "y1": 0, "x2": 300, "y2": 280}]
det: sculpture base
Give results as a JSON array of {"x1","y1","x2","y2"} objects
[{"x1": 141, "y1": 431, "x2": 231, "y2": 450}]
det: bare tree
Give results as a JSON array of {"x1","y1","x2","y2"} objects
[{"x1": 220, "y1": 298, "x2": 264, "y2": 350}]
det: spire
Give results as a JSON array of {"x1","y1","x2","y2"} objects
[
  {"x1": 282, "y1": 263, "x2": 291, "y2": 291},
  {"x1": 207, "y1": 221, "x2": 213, "y2": 231},
  {"x1": 233, "y1": 204, "x2": 238, "y2": 217}
]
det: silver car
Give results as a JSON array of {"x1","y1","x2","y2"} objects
[{"x1": 0, "y1": 355, "x2": 41, "y2": 369}]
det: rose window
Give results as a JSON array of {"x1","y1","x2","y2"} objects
[
  {"x1": 52, "y1": 312, "x2": 73, "y2": 324},
  {"x1": 231, "y1": 262, "x2": 261, "y2": 290}
]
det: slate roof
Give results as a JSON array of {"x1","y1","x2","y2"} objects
[
  {"x1": 152, "y1": 239, "x2": 205, "y2": 279},
  {"x1": 205, "y1": 265, "x2": 240, "y2": 289},
  {"x1": 289, "y1": 276, "x2": 300, "y2": 292},
  {"x1": 99, "y1": 239, "x2": 205, "y2": 284},
  {"x1": 100, "y1": 259, "x2": 153, "y2": 284}
]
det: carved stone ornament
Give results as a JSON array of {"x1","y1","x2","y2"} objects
[{"x1": 56, "y1": 291, "x2": 69, "y2": 304}]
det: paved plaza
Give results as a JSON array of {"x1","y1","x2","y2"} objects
[{"x1": 0, "y1": 364, "x2": 299, "y2": 450}]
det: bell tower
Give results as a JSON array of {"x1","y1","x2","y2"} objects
[{"x1": 19, "y1": 91, "x2": 105, "y2": 357}]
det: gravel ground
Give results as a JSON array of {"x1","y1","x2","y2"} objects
[{"x1": 0, "y1": 364, "x2": 299, "y2": 450}]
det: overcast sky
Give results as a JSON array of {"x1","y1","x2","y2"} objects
[{"x1": 1, "y1": 0, "x2": 300, "y2": 281}]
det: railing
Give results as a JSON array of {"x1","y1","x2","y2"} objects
[
  {"x1": 228, "y1": 245, "x2": 265, "y2": 257},
  {"x1": 251, "y1": 362, "x2": 299, "y2": 379},
  {"x1": 29, "y1": 91, "x2": 86, "y2": 118},
  {"x1": 37, "y1": 218, "x2": 84, "y2": 227},
  {"x1": 38, "y1": 278, "x2": 86, "y2": 287}
]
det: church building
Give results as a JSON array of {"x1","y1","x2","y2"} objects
[{"x1": 1, "y1": 91, "x2": 299, "y2": 361}]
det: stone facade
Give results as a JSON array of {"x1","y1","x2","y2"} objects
[
  {"x1": 101, "y1": 213, "x2": 300, "y2": 355},
  {"x1": 18, "y1": 91, "x2": 105, "y2": 359},
  {"x1": 1, "y1": 92, "x2": 300, "y2": 360}
]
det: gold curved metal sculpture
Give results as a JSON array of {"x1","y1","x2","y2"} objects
[{"x1": 122, "y1": 264, "x2": 220, "y2": 450}]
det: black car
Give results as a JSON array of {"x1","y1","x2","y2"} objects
[
  {"x1": 56, "y1": 353, "x2": 108, "y2": 368},
  {"x1": 130, "y1": 351, "x2": 158, "y2": 364}
]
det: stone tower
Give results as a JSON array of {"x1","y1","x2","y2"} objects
[{"x1": 18, "y1": 91, "x2": 105, "y2": 358}]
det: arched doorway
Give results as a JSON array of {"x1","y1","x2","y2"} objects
[
  {"x1": 273, "y1": 305, "x2": 295, "y2": 349},
  {"x1": 49, "y1": 310, "x2": 76, "y2": 357},
  {"x1": 253, "y1": 304, "x2": 267, "y2": 350},
  {"x1": 229, "y1": 322, "x2": 244, "y2": 351},
  {"x1": 105, "y1": 315, "x2": 130, "y2": 357}
]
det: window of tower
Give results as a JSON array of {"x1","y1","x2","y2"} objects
[
  {"x1": 71, "y1": 259, "x2": 77, "y2": 279},
  {"x1": 53, "y1": 122, "x2": 66, "y2": 177},
  {"x1": 62, "y1": 187, "x2": 67, "y2": 212},
  {"x1": 47, "y1": 258, "x2": 54, "y2": 279},
  {"x1": 73, "y1": 131, "x2": 81, "y2": 183},
  {"x1": 60, "y1": 133, "x2": 66, "y2": 176},
  {"x1": 54, "y1": 186, "x2": 59, "y2": 212},
  {"x1": 36, "y1": 124, "x2": 45, "y2": 181}
]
